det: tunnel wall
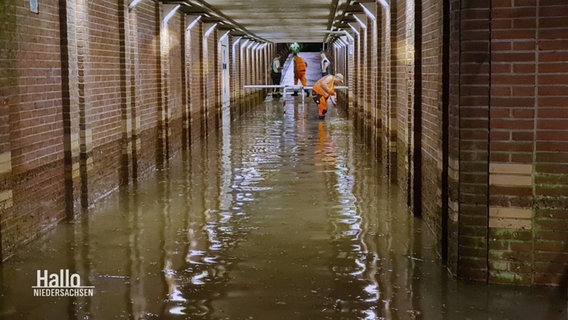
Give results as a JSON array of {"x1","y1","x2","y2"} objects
[
  {"x1": 451, "y1": 0, "x2": 568, "y2": 286},
  {"x1": 0, "y1": 0, "x2": 67, "y2": 258},
  {"x1": 0, "y1": 0, "x2": 270, "y2": 260},
  {"x1": 341, "y1": 0, "x2": 568, "y2": 286},
  {"x1": 490, "y1": 0, "x2": 567, "y2": 286}
]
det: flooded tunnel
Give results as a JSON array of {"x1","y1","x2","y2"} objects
[
  {"x1": 1, "y1": 53, "x2": 566, "y2": 318},
  {"x1": 1, "y1": 0, "x2": 568, "y2": 319}
]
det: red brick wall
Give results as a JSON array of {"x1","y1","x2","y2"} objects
[
  {"x1": 84, "y1": 0, "x2": 124, "y2": 202},
  {"x1": 341, "y1": 0, "x2": 568, "y2": 285},
  {"x1": 134, "y1": 1, "x2": 159, "y2": 133},
  {"x1": 382, "y1": 6, "x2": 395, "y2": 173},
  {"x1": 188, "y1": 23, "x2": 204, "y2": 139},
  {"x1": 362, "y1": 19, "x2": 371, "y2": 125},
  {"x1": 0, "y1": 0, "x2": 235, "y2": 260},
  {"x1": 133, "y1": 0, "x2": 160, "y2": 174},
  {"x1": 394, "y1": 0, "x2": 414, "y2": 199},
  {"x1": 447, "y1": 0, "x2": 462, "y2": 277},
  {"x1": 243, "y1": 42, "x2": 252, "y2": 90},
  {"x1": 166, "y1": 14, "x2": 184, "y2": 154},
  {"x1": 369, "y1": 17, "x2": 380, "y2": 153},
  {"x1": 488, "y1": 0, "x2": 568, "y2": 285},
  {"x1": 0, "y1": 0, "x2": 67, "y2": 259},
  {"x1": 534, "y1": 1, "x2": 568, "y2": 286},
  {"x1": 204, "y1": 29, "x2": 219, "y2": 131},
  {"x1": 347, "y1": 31, "x2": 359, "y2": 119},
  {"x1": 489, "y1": 0, "x2": 535, "y2": 284},
  {"x1": 330, "y1": 43, "x2": 348, "y2": 107},
  {"x1": 448, "y1": 0, "x2": 568, "y2": 285},
  {"x1": 354, "y1": 33, "x2": 364, "y2": 124},
  {"x1": 454, "y1": 1, "x2": 492, "y2": 282},
  {"x1": 421, "y1": 0, "x2": 444, "y2": 247},
  {"x1": 230, "y1": 36, "x2": 240, "y2": 102},
  {"x1": 351, "y1": 6, "x2": 389, "y2": 167}
]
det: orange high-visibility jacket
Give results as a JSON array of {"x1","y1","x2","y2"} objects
[
  {"x1": 293, "y1": 55, "x2": 307, "y2": 72},
  {"x1": 313, "y1": 75, "x2": 336, "y2": 98}
]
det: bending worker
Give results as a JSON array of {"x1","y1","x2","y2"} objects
[
  {"x1": 311, "y1": 73, "x2": 344, "y2": 119},
  {"x1": 292, "y1": 52, "x2": 309, "y2": 96}
]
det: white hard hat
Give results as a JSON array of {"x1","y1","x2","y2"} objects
[{"x1": 335, "y1": 73, "x2": 344, "y2": 82}]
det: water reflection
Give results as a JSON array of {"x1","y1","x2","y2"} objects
[
  {"x1": 0, "y1": 97, "x2": 565, "y2": 320},
  {"x1": 122, "y1": 185, "x2": 146, "y2": 319},
  {"x1": 316, "y1": 117, "x2": 382, "y2": 319},
  {"x1": 161, "y1": 129, "x2": 250, "y2": 318}
]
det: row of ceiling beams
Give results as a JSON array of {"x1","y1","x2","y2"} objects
[{"x1": 155, "y1": 0, "x2": 379, "y2": 44}]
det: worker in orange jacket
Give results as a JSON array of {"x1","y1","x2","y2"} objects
[
  {"x1": 292, "y1": 53, "x2": 309, "y2": 96},
  {"x1": 311, "y1": 73, "x2": 344, "y2": 119}
]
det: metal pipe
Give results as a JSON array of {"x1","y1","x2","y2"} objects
[{"x1": 243, "y1": 85, "x2": 349, "y2": 90}]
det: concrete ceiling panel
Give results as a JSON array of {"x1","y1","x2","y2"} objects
[{"x1": 174, "y1": 0, "x2": 355, "y2": 43}]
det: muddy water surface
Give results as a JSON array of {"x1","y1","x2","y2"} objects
[{"x1": 0, "y1": 98, "x2": 566, "y2": 320}]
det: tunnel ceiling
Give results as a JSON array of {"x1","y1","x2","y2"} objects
[{"x1": 169, "y1": 0, "x2": 365, "y2": 44}]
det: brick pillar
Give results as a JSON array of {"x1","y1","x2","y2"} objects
[
  {"x1": 158, "y1": 3, "x2": 179, "y2": 165},
  {"x1": 203, "y1": 24, "x2": 219, "y2": 132},
  {"x1": 187, "y1": 19, "x2": 203, "y2": 140},
  {"x1": 118, "y1": 0, "x2": 135, "y2": 186},
  {"x1": 60, "y1": 0, "x2": 89, "y2": 212},
  {"x1": 380, "y1": 3, "x2": 396, "y2": 176},
  {"x1": 393, "y1": 0, "x2": 415, "y2": 207},
  {"x1": 198, "y1": 23, "x2": 207, "y2": 138},
  {"x1": 447, "y1": 0, "x2": 462, "y2": 275},
  {"x1": 455, "y1": 0, "x2": 492, "y2": 282},
  {"x1": 353, "y1": 28, "x2": 364, "y2": 128},
  {"x1": 368, "y1": 11, "x2": 380, "y2": 156},
  {"x1": 181, "y1": 15, "x2": 192, "y2": 148},
  {"x1": 390, "y1": 2, "x2": 400, "y2": 180},
  {"x1": 202, "y1": 23, "x2": 214, "y2": 136},
  {"x1": 359, "y1": 16, "x2": 369, "y2": 129},
  {"x1": 229, "y1": 36, "x2": 238, "y2": 105},
  {"x1": 422, "y1": 0, "x2": 445, "y2": 252},
  {"x1": 126, "y1": 1, "x2": 142, "y2": 182},
  {"x1": 487, "y1": 0, "x2": 537, "y2": 285}
]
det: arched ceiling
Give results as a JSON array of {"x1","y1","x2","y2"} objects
[{"x1": 164, "y1": 0, "x2": 370, "y2": 43}]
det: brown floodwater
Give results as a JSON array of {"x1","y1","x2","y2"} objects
[{"x1": 0, "y1": 97, "x2": 566, "y2": 319}]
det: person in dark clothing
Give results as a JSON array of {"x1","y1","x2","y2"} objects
[{"x1": 271, "y1": 53, "x2": 283, "y2": 97}]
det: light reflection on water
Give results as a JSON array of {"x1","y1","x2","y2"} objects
[{"x1": 0, "y1": 98, "x2": 566, "y2": 320}]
